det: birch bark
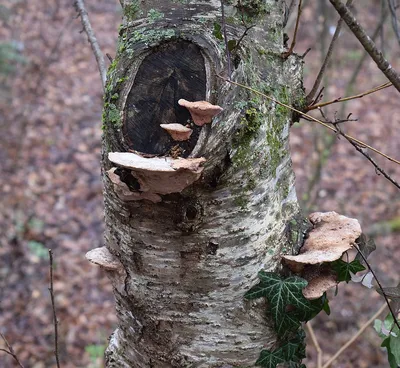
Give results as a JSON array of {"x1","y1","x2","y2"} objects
[{"x1": 100, "y1": 1, "x2": 305, "y2": 366}]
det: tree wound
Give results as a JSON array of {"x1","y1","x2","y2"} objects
[{"x1": 123, "y1": 41, "x2": 207, "y2": 157}]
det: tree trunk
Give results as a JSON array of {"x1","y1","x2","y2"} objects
[{"x1": 100, "y1": 0, "x2": 305, "y2": 366}]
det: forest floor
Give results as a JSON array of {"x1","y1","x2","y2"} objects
[{"x1": 0, "y1": 0, "x2": 399, "y2": 367}]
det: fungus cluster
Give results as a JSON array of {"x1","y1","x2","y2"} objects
[
  {"x1": 107, "y1": 99, "x2": 223, "y2": 202},
  {"x1": 282, "y1": 212, "x2": 362, "y2": 300}
]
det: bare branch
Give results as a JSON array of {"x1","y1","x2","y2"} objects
[
  {"x1": 387, "y1": 0, "x2": 400, "y2": 47},
  {"x1": 353, "y1": 244, "x2": 400, "y2": 330},
  {"x1": 74, "y1": 0, "x2": 107, "y2": 90},
  {"x1": 48, "y1": 249, "x2": 61, "y2": 368},
  {"x1": 282, "y1": 0, "x2": 303, "y2": 59},
  {"x1": 329, "y1": 0, "x2": 400, "y2": 92},
  {"x1": 220, "y1": 0, "x2": 232, "y2": 79},
  {"x1": 321, "y1": 303, "x2": 387, "y2": 368},
  {"x1": 307, "y1": 81, "x2": 392, "y2": 111},
  {"x1": 217, "y1": 75, "x2": 400, "y2": 165},
  {"x1": 306, "y1": 0, "x2": 353, "y2": 104},
  {"x1": 322, "y1": 112, "x2": 400, "y2": 190},
  {"x1": 306, "y1": 322, "x2": 323, "y2": 368},
  {"x1": 0, "y1": 333, "x2": 25, "y2": 368}
]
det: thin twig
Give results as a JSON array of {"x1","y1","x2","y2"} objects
[
  {"x1": 329, "y1": 0, "x2": 400, "y2": 92},
  {"x1": 388, "y1": 0, "x2": 400, "y2": 47},
  {"x1": 306, "y1": 322, "x2": 323, "y2": 368},
  {"x1": 353, "y1": 244, "x2": 400, "y2": 330},
  {"x1": 74, "y1": 0, "x2": 106, "y2": 90},
  {"x1": 336, "y1": 124, "x2": 400, "y2": 190},
  {"x1": 282, "y1": 0, "x2": 303, "y2": 59},
  {"x1": 306, "y1": 0, "x2": 353, "y2": 104},
  {"x1": 307, "y1": 81, "x2": 392, "y2": 111},
  {"x1": 217, "y1": 76, "x2": 400, "y2": 165},
  {"x1": 321, "y1": 303, "x2": 387, "y2": 368},
  {"x1": 0, "y1": 333, "x2": 25, "y2": 368},
  {"x1": 48, "y1": 249, "x2": 61, "y2": 368},
  {"x1": 220, "y1": 0, "x2": 232, "y2": 78}
]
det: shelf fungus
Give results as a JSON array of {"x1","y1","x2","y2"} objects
[
  {"x1": 282, "y1": 212, "x2": 362, "y2": 299},
  {"x1": 178, "y1": 99, "x2": 223, "y2": 126},
  {"x1": 160, "y1": 123, "x2": 193, "y2": 141},
  {"x1": 86, "y1": 246, "x2": 123, "y2": 271},
  {"x1": 108, "y1": 152, "x2": 206, "y2": 202}
]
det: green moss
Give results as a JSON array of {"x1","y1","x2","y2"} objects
[
  {"x1": 148, "y1": 9, "x2": 164, "y2": 22},
  {"x1": 124, "y1": 1, "x2": 141, "y2": 21},
  {"x1": 131, "y1": 28, "x2": 176, "y2": 45}
]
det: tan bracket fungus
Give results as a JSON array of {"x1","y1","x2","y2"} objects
[
  {"x1": 282, "y1": 211, "x2": 362, "y2": 300},
  {"x1": 86, "y1": 246, "x2": 123, "y2": 271},
  {"x1": 160, "y1": 123, "x2": 193, "y2": 141},
  {"x1": 108, "y1": 152, "x2": 206, "y2": 202},
  {"x1": 178, "y1": 99, "x2": 223, "y2": 126}
]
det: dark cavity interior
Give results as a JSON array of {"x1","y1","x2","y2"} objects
[{"x1": 123, "y1": 41, "x2": 207, "y2": 157}]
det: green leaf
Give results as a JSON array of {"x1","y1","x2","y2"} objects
[
  {"x1": 27, "y1": 240, "x2": 48, "y2": 260},
  {"x1": 227, "y1": 39, "x2": 237, "y2": 51},
  {"x1": 213, "y1": 22, "x2": 223, "y2": 40},
  {"x1": 331, "y1": 259, "x2": 365, "y2": 283},
  {"x1": 355, "y1": 233, "x2": 376, "y2": 265},
  {"x1": 255, "y1": 332, "x2": 306, "y2": 367},
  {"x1": 245, "y1": 272, "x2": 322, "y2": 336}
]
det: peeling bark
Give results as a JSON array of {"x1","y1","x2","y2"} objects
[{"x1": 100, "y1": 0, "x2": 305, "y2": 366}]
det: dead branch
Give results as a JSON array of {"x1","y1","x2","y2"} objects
[
  {"x1": 0, "y1": 333, "x2": 25, "y2": 368},
  {"x1": 307, "y1": 81, "x2": 392, "y2": 111},
  {"x1": 282, "y1": 0, "x2": 303, "y2": 59},
  {"x1": 329, "y1": 0, "x2": 400, "y2": 92},
  {"x1": 319, "y1": 109, "x2": 400, "y2": 190},
  {"x1": 306, "y1": 0, "x2": 353, "y2": 104},
  {"x1": 74, "y1": 0, "x2": 106, "y2": 90},
  {"x1": 321, "y1": 303, "x2": 387, "y2": 368},
  {"x1": 387, "y1": 0, "x2": 400, "y2": 47},
  {"x1": 48, "y1": 249, "x2": 61, "y2": 368},
  {"x1": 218, "y1": 76, "x2": 400, "y2": 165}
]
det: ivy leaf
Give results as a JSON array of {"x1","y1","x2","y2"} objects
[
  {"x1": 227, "y1": 39, "x2": 237, "y2": 51},
  {"x1": 255, "y1": 331, "x2": 306, "y2": 368},
  {"x1": 245, "y1": 272, "x2": 320, "y2": 336},
  {"x1": 213, "y1": 22, "x2": 223, "y2": 40},
  {"x1": 376, "y1": 283, "x2": 400, "y2": 314},
  {"x1": 355, "y1": 233, "x2": 376, "y2": 265},
  {"x1": 331, "y1": 259, "x2": 365, "y2": 283}
]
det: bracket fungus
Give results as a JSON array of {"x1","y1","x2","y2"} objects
[
  {"x1": 282, "y1": 212, "x2": 362, "y2": 299},
  {"x1": 282, "y1": 211, "x2": 362, "y2": 271},
  {"x1": 160, "y1": 123, "x2": 193, "y2": 141},
  {"x1": 108, "y1": 152, "x2": 206, "y2": 201},
  {"x1": 178, "y1": 99, "x2": 223, "y2": 126},
  {"x1": 302, "y1": 271, "x2": 338, "y2": 300},
  {"x1": 107, "y1": 167, "x2": 162, "y2": 203},
  {"x1": 86, "y1": 246, "x2": 123, "y2": 271}
]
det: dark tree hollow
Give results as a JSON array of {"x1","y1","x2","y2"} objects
[{"x1": 123, "y1": 41, "x2": 207, "y2": 157}]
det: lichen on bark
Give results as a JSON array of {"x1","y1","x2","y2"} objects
[{"x1": 100, "y1": 1, "x2": 306, "y2": 367}]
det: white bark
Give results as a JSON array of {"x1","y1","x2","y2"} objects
[{"x1": 99, "y1": 1, "x2": 305, "y2": 366}]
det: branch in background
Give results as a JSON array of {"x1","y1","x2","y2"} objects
[
  {"x1": 74, "y1": 0, "x2": 106, "y2": 90},
  {"x1": 321, "y1": 303, "x2": 387, "y2": 368},
  {"x1": 307, "y1": 81, "x2": 392, "y2": 111},
  {"x1": 217, "y1": 76, "x2": 400, "y2": 165},
  {"x1": 387, "y1": 0, "x2": 400, "y2": 47},
  {"x1": 306, "y1": 0, "x2": 353, "y2": 104},
  {"x1": 319, "y1": 109, "x2": 400, "y2": 190},
  {"x1": 48, "y1": 249, "x2": 61, "y2": 368},
  {"x1": 353, "y1": 244, "x2": 400, "y2": 330},
  {"x1": 329, "y1": 0, "x2": 400, "y2": 92},
  {"x1": 346, "y1": 6, "x2": 389, "y2": 94},
  {"x1": 306, "y1": 322, "x2": 323, "y2": 368},
  {"x1": 282, "y1": 0, "x2": 303, "y2": 59},
  {"x1": 0, "y1": 333, "x2": 25, "y2": 368}
]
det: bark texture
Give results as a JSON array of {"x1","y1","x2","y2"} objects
[{"x1": 100, "y1": 1, "x2": 305, "y2": 366}]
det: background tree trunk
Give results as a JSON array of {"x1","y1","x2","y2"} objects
[{"x1": 101, "y1": 0, "x2": 305, "y2": 366}]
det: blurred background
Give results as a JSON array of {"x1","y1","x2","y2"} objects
[{"x1": 0, "y1": 0, "x2": 399, "y2": 367}]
